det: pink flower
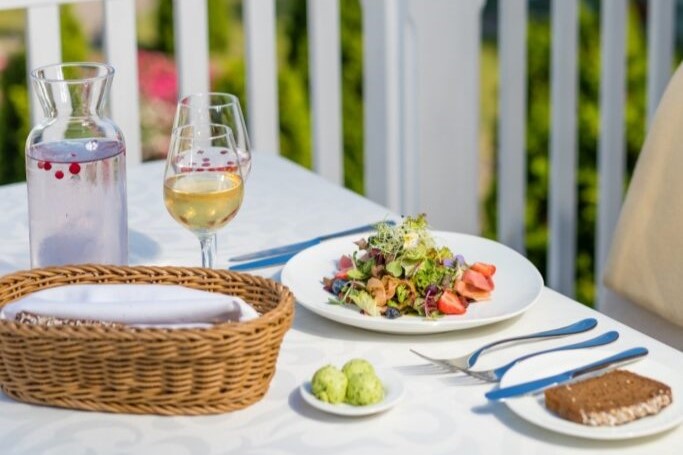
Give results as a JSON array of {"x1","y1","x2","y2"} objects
[{"x1": 137, "y1": 50, "x2": 178, "y2": 103}]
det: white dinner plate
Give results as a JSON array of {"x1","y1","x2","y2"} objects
[
  {"x1": 499, "y1": 350, "x2": 683, "y2": 440},
  {"x1": 281, "y1": 231, "x2": 543, "y2": 334},
  {"x1": 299, "y1": 368, "x2": 404, "y2": 417}
]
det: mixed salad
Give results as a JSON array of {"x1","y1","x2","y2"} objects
[{"x1": 323, "y1": 215, "x2": 496, "y2": 319}]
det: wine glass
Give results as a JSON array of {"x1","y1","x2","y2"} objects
[
  {"x1": 174, "y1": 92, "x2": 252, "y2": 179},
  {"x1": 163, "y1": 124, "x2": 244, "y2": 268},
  {"x1": 174, "y1": 93, "x2": 251, "y2": 263}
]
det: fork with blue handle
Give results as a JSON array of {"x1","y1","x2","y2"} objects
[
  {"x1": 410, "y1": 318, "x2": 598, "y2": 373},
  {"x1": 412, "y1": 330, "x2": 619, "y2": 382}
]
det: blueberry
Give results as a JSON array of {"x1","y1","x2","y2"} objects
[
  {"x1": 331, "y1": 279, "x2": 348, "y2": 295},
  {"x1": 385, "y1": 307, "x2": 401, "y2": 319}
]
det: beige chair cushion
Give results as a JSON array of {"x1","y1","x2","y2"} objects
[{"x1": 604, "y1": 63, "x2": 683, "y2": 328}]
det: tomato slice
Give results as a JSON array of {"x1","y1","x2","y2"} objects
[
  {"x1": 456, "y1": 280, "x2": 491, "y2": 300},
  {"x1": 437, "y1": 290, "x2": 466, "y2": 315},
  {"x1": 471, "y1": 262, "x2": 496, "y2": 278}
]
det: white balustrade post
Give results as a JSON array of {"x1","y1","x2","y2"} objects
[
  {"x1": 104, "y1": 0, "x2": 142, "y2": 165},
  {"x1": 498, "y1": 0, "x2": 528, "y2": 254},
  {"x1": 401, "y1": 0, "x2": 485, "y2": 233},
  {"x1": 173, "y1": 0, "x2": 210, "y2": 97},
  {"x1": 647, "y1": 0, "x2": 675, "y2": 127},
  {"x1": 244, "y1": 0, "x2": 280, "y2": 154},
  {"x1": 548, "y1": 0, "x2": 579, "y2": 298},
  {"x1": 362, "y1": 0, "x2": 402, "y2": 211},
  {"x1": 26, "y1": 4, "x2": 62, "y2": 126},
  {"x1": 596, "y1": 0, "x2": 627, "y2": 308},
  {"x1": 308, "y1": 0, "x2": 343, "y2": 185}
]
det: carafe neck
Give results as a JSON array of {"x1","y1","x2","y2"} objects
[{"x1": 31, "y1": 63, "x2": 113, "y2": 119}]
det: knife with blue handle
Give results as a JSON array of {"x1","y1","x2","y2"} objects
[
  {"x1": 228, "y1": 220, "x2": 396, "y2": 262},
  {"x1": 228, "y1": 251, "x2": 300, "y2": 271},
  {"x1": 485, "y1": 346, "x2": 649, "y2": 401}
]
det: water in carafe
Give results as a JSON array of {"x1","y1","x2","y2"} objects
[{"x1": 26, "y1": 63, "x2": 128, "y2": 267}]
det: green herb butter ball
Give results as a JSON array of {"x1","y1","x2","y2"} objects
[
  {"x1": 311, "y1": 365, "x2": 348, "y2": 404},
  {"x1": 345, "y1": 372, "x2": 385, "y2": 406},
  {"x1": 342, "y1": 358, "x2": 376, "y2": 379}
]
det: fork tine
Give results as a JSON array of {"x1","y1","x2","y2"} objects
[
  {"x1": 410, "y1": 349, "x2": 465, "y2": 373},
  {"x1": 409, "y1": 349, "x2": 445, "y2": 365},
  {"x1": 410, "y1": 349, "x2": 453, "y2": 369},
  {"x1": 427, "y1": 363, "x2": 462, "y2": 374},
  {"x1": 459, "y1": 370, "x2": 497, "y2": 383},
  {"x1": 410, "y1": 349, "x2": 497, "y2": 382}
]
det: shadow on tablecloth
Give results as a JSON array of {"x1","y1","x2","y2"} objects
[{"x1": 129, "y1": 229, "x2": 161, "y2": 263}]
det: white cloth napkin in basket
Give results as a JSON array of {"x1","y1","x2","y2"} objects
[{"x1": 0, "y1": 284, "x2": 259, "y2": 328}]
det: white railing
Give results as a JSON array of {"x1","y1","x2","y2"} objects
[
  {"x1": 0, "y1": 0, "x2": 678, "y2": 310},
  {"x1": 495, "y1": 0, "x2": 675, "y2": 305}
]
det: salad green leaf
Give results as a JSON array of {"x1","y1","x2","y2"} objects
[
  {"x1": 349, "y1": 291, "x2": 380, "y2": 317},
  {"x1": 386, "y1": 260, "x2": 403, "y2": 277},
  {"x1": 413, "y1": 259, "x2": 446, "y2": 294}
]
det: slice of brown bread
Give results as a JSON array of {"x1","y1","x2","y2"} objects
[{"x1": 544, "y1": 369, "x2": 672, "y2": 426}]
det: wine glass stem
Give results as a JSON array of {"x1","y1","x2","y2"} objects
[
  {"x1": 199, "y1": 234, "x2": 215, "y2": 268},
  {"x1": 212, "y1": 233, "x2": 218, "y2": 260}
]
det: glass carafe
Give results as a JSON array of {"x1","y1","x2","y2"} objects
[{"x1": 26, "y1": 62, "x2": 128, "y2": 267}]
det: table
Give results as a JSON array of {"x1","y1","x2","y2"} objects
[{"x1": 0, "y1": 154, "x2": 681, "y2": 454}]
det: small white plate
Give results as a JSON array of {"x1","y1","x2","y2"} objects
[
  {"x1": 281, "y1": 231, "x2": 544, "y2": 334},
  {"x1": 500, "y1": 350, "x2": 683, "y2": 440},
  {"x1": 299, "y1": 369, "x2": 405, "y2": 417}
]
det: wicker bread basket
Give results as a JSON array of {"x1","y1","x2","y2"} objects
[{"x1": 0, "y1": 265, "x2": 294, "y2": 415}]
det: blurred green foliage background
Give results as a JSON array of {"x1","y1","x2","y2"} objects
[{"x1": 0, "y1": 1, "x2": 661, "y2": 306}]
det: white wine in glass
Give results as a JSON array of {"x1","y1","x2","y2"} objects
[
  {"x1": 163, "y1": 124, "x2": 243, "y2": 268},
  {"x1": 164, "y1": 173, "x2": 243, "y2": 233}
]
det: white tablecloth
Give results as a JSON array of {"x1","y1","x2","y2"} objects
[{"x1": 0, "y1": 154, "x2": 680, "y2": 454}]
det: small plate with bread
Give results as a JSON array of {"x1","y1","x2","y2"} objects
[{"x1": 499, "y1": 349, "x2": 683, "y2": 440}]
